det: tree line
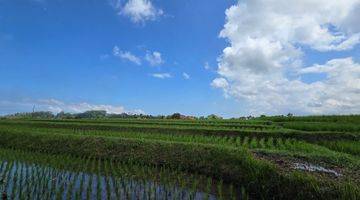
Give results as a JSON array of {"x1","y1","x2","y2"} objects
[{"x1": 1, "y1": 111, "x2": 225, "y2": 120}]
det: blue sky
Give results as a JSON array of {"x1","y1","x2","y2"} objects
[{"x1": 0, "y1": 0, "x2": 360, "y2": 117}]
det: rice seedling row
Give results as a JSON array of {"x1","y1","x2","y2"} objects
[{"x1": 0, "y1": 148, "x2": 243, "y2": 200}]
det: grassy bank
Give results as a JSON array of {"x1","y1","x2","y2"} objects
[{"x1": 0, "y1": 129, "x2": 358, "y2": 199}]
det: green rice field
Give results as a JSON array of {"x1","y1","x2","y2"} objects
[{"x1": 0, "y1": 115, "x2": 359, "y2": 199}]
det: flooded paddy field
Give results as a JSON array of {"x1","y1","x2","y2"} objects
[{"x1": 0, "y1": 149, "x2": 240, "y2": 200}]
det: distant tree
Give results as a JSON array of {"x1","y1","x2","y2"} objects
[
  {"x1": 287, "y1": 113, "x2": 294, "y2": 117},
  {"x1": 31, "y1": 111, "x2": 54, "y2": 119},
  {"x1": 6, "y1": 111, "x2": 55, "y2": 119},
  {"x1": 56, "y1": 111, "x2": 74, "y2": 119},
  {"x1": 75, "y1": 110, "x2": 107, "y2": 119},
  {"x1": 169, "y1": 113, "x2": 182, "y2": 119},
  {"x1": 206, "y1": 114, "x2": 223, "y2": 120}
]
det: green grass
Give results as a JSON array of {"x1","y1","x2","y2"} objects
[
  {"x1": 317, "y1": 140, "x2": 360, "y2": 157},
  {"x1": 1, "y1": 119, "x2": 359, "y2": 142},
  {"x1": 0, "y1": 121, "x2": 358, "y2": 171},
  {"x1": 0, "y1": 123, "x2": 356, "y2": 160},
  {"x1": 280, "y1": 122, "x2": 360, "y2": 132},
  {"x1": 0, "y1": 119, "x2": 282, "y2": 133},
  {"x1": 260, "y1": 115, "x2": 360, "y2": 123},
  {"x1": 30, "y1": 118, "x2": 276, "y2": 128},
  {"x1": 0, "y1": 117, "x2": 359, "y2": 199}
]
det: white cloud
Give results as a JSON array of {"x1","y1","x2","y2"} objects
[
  {"x1": 145, "y1": 51, "x2": 164, "y2": 66},
  {"x1": 113, "y1": 46, "x2": 141, "y2": 65},
  {"x1": 213, "y1": 0, "x2": 360, "y2": 115},
  {"x1": 0, "y1": 98, "x2": 145, "y2": 115},
  {"x1": 182, "y1": 72, "x2": 190, "y2": 80},
  {"x1": 151, "y1": 73, "x2": 171, "y2": 79},
  {"x1": 298, "y1": 58, "x2": 360, "y2": 114},
  {"x1": 111, "y1": 0, "x2": 163, "y2": 24},
  {"x1": 219, "y1": 0, "x2": 360, "y2": 52},
  {"x1": 211, "y1": 78, "x2": 228, "y2": 89}
]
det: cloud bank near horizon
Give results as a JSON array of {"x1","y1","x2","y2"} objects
[{"x1": 0, "y1": 98, "x2": 145, "y2": 115}]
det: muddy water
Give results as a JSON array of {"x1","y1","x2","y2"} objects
[{"x1": 293, "y1": 162, "x2": 342, "y2": 177}]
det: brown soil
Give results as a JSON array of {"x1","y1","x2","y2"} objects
[{"x1": 251, "y1": 150, "x2": 359, "y2": 184}]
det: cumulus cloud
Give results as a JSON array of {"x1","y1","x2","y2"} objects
[
  {"x1": 213, "y1": 0, "x2": 360, "y2": 115},
  {"x1": 0, "y1": 98, "x2": 145, "y2": 115},
  {"x1": 219, "y1": 0, "x2": 360, "y2": 52},
  {"x1": 145, "y1": 51, "x2": 164, "y2": 66},
  {"x1": 297, "y1": 58, "x2": 360, "y2": 114},
  {"x1": 110, "y1": 0, "x2": 163, "y2": 24},
  {"x1": 151, "y1": 73, "x2": 171, "y2": 79},
  {"x1": 182, "y1": 72, "x2": 190, "y2": 80},
  {"x1": 113, "y1": 46, "x2": 142, "y2": 65}
]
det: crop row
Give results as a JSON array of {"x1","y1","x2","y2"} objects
[
  {"x1": 317, "y1": 140, "x2": 360, "y2": 157},
  {"x1": 0, "y1": 129, "x2": 358, "y2": 199},
  {"x1": 30, "y1": 118, "x2": 271, "y2": 125},
  {"x1": 0, "y1": 124, "x2": 348, "y2": 151},
  {"x1": 1, "y1": 120, "x2": 358, "y2": 142},
  {"x1": 0, "y1": 156, "x2": 241, "y2": 199},
  {"x1": 280, "y1": 122, "x2": 360, "y2": 133},
  {"x1": 29, "y1": 118, "x2": 275, "y2": 128},
  {"x1": 0, "y1": 123, "x2": 358, "y2": 168},
  {"x1": 0, "y1": 119, "x2": 280, "y2": 132},
  {"x1": 261, "y1": 115, "x2": 360, "y2": 123},
  {"x1": 1, "y1": 123, "x2": 359, "y2": 169}
]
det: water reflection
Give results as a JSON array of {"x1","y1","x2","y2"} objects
[{"x1": 0, "y1": 159, "x2": 217, "y2": 200}]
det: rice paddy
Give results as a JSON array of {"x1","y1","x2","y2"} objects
[{"x1": 0, "y1": 115, "x2": 359, "y2": 199}]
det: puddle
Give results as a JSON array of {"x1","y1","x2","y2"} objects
[{"x1": 293, "y1": 162, "x2": 341, "y2": 177}]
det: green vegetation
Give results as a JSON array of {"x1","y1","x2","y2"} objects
[
  {"x1": 0, "y1": 114, "x2": 359, "y2": 199},
  {"x1": 0, "y1": 149, "x2": 238, "y2": 199},
  {"x1": 317, "y1": 140, "x2": 360, "y2": 157}
]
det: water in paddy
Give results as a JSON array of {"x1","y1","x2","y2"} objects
[{"x1": 0, "y1": 150, "x2": 238, "y2": 200}]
